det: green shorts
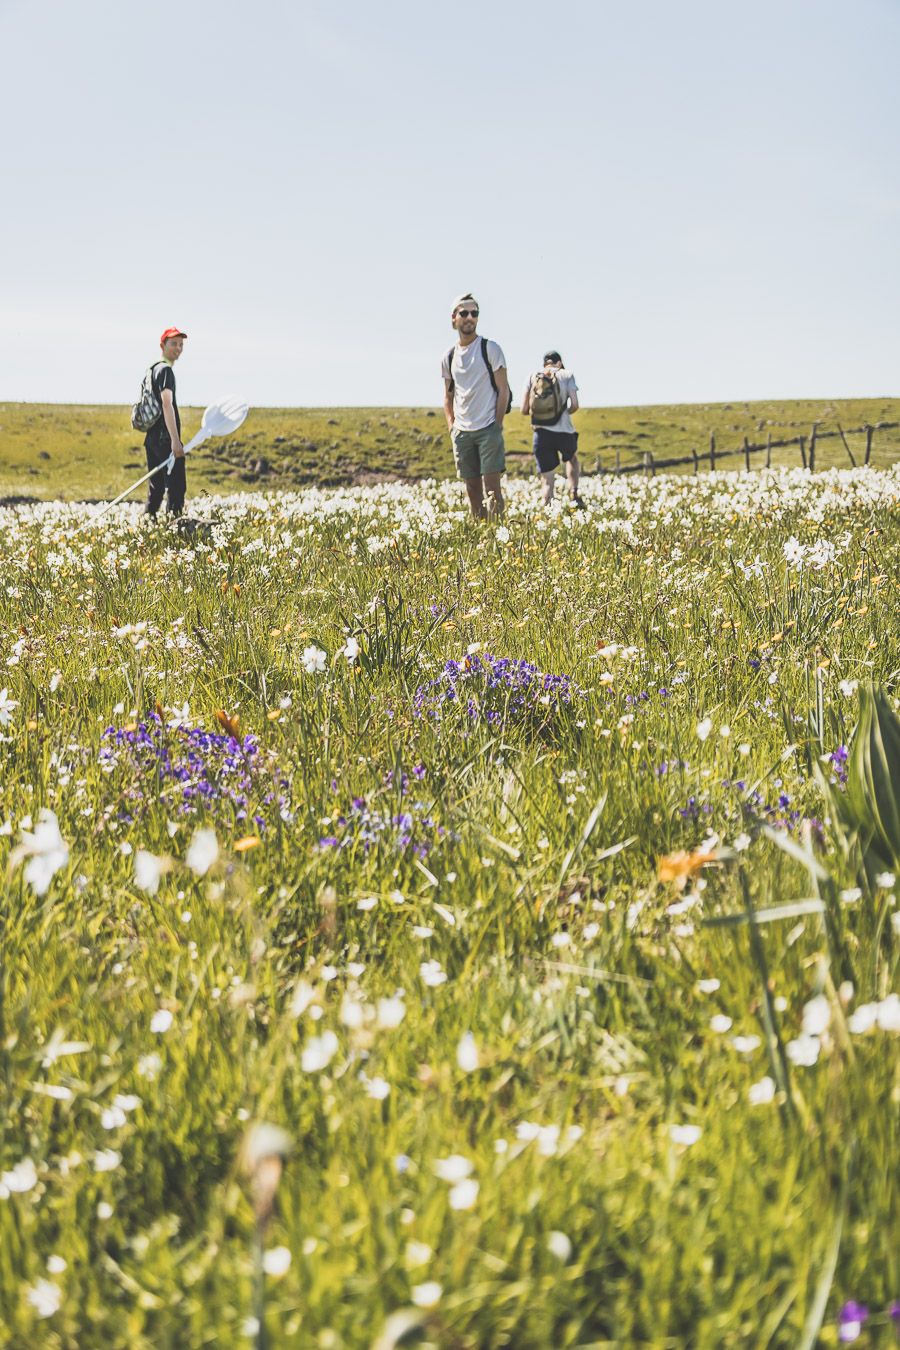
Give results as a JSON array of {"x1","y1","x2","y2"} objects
[{"x1": 451, "y1": 421, "x2": 506, "y2": 480}]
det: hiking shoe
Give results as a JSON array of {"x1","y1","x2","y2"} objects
[{"x1": 571, "y1": 493, "x2": 587, "y2": 510}]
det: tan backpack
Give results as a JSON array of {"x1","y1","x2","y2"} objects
[{"x1": 529, "y1": 370, "x2": 566, "y2": 425}]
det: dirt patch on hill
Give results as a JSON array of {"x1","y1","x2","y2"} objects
[{"x1": 346, "y1": 466, "x2": 411, "y2": 487}]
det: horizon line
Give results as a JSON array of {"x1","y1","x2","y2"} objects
[{"x1": 1, "y1": 393, "x2": 898, "y2": 413}]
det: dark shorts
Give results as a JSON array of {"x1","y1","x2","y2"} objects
[{"x1": 533, "y1": 428, "x2": 578, "y2": 473}]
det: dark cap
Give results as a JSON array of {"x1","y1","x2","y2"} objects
[{"x1": 543, "y1": 350, "x2": 563, "y2": 365}]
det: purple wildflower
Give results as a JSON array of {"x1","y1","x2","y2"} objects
[
  {"x1": 827, "y1": 745, "x2": 849, "y2": 786},
  {"x1": 838, "y1": 1301, "x2": 869, "y2": 1342}
]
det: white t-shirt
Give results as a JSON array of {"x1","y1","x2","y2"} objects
[
  {"x1": 523, "y1": 369, "x2": 578, "y2": 434},
  {"x1": 442, "y1": 337, "x2": 507, "y2": 432}
]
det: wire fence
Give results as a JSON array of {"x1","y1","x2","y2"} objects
[{"x1": 591, "y1": 421, "x2": 898, "y2": 476}]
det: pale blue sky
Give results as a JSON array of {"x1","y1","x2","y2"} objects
[{"x1": 2, "y1": 0, "x2": 898, "y2": 408}]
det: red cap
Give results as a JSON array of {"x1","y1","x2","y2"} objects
[{"x1": 160, "y1": 327, "x2": 187, "y2": 345}]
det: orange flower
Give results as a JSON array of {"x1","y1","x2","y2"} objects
[
  {"x1": 658, "y1": 846, "x2": 718, "y2": 885},
  {"x1": 215, "y1": 710, "x2": 240, "y2": 737},
  {"x1": 234, "y1": 836, "x2": 260, "y2": 852}
]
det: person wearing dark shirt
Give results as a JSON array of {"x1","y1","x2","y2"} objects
[{"x1": 145, "y1": 326, "x2": 187, "y2": 516}]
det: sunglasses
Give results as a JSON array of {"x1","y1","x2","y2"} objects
[{"x1": 456, "y1": 308, "x2": 479, "y2": 318}]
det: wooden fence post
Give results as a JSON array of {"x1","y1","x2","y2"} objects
[
  {"x1": 692, "y1": 447, "x2": 699, "y2": 474},
  {"x1": 743, "y1": 436, "x2": 751, "y2": 471},
  {"x1": 709, "y1": 432, "x2": 716, "y2": 471},
  {"x1": 799, "y1": 435, "x2": 807, "y2": 469},
  {"x1": 808, "y1": 423, "x2": 817, "y2": 473},
  {"x1": 836, "y1": 423, "x2": 857, "y2": 468},
  {"x1": 766, "y1": 432, "x2": 772, "y2": 468},
  {"x1": 864, "y1": 425, "x2": 873, "y2": 465}
]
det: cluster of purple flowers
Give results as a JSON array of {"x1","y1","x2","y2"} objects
[
  {"x1": 827, "y1": 744, "x2": 849, "y2": 785},
  {"x1": 650, "y1": 761, "x2": 824, "y2": 840},
  {"x1": 98, "y1": 714, "x2": 291, "y2": 829},
  {"x1": 624, "y1": 688, "x2": 673, "y2": 707},
  {"x1": 318, "y1": 767, "x2": 446, "y2": 858},
  {"x1": 678, "y1": 795, "x2": 714, "y2": 823},
  {"x1": 413, "y1": 653, "x2": 579, "y2": 728},
  {"x1": 683, "y1": 778, "x2": 824, "y2": 840},
  {"x1": 612, "y1": 678, "x2": 691, "y2": 711}
]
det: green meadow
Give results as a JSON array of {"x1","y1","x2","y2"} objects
[
  {"x1": 0, "y1": 448, "x2": 897, "y2": 1346},
  {"x1": 1, "y1": 396, "x2": 898, "y2": 503}
]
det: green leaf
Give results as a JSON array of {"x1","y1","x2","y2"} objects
[
  {"x1": 703, "y1": 897, "x2": 825, "y2": 927},
  {"x1": 761, "y1": 825, "x2": 828, "y2": 880}
]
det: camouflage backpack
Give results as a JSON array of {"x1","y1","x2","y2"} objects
[
  {"x1": 131, "y1": 363, "x2": 163, "y2": 433},
  {"x1": 529, "y1": 369, "x2": 566, "y2": 426}
]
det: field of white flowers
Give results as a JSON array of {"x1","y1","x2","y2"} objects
[{"x1": 1, "y1": 465, "x2": 898, "y2": 1348}]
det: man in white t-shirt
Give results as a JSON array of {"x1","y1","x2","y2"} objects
[
  {"x1": 441, "y1": 293, "x2": 510, "y2": 518},
  {"x1": 521, "y1": 351, "x2": 583, "y2": 508}
]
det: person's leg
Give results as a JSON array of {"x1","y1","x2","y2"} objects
[
  {"x1": 452, "y1": 429, "x2": 484, "y2": 517},
  {"x1": 479, "y1": 422, "x2": 506, "y2": 517},
  {"x1": 166, "y1": 457, "x2": 186, "y2": 516},
  {"x1": 464, "y1": 476, "x2": 486, "y2": 518},
  {"x1": 144, "y1": 435, "x2": 168, "y2": 516},
  {"x1": 533, "y1": 428, "x2": 561, "y2": 507},
  {"x1": 482, "y1": 471, "x2": 504, "y2": 516},
  {"x1": 562, "y1": 434, "x2": 584, "y2": 506}
]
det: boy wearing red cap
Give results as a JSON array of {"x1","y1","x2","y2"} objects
[{"x1": 145, "y1": 327, "x2": 187, "y2": 516}]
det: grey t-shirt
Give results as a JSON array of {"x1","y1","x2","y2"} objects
[{"x1": 523, "y1": 368, "x2": 578, "y2": 434}]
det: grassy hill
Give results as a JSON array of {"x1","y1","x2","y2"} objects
[{"x1": 0, "y1": 396, "x2": 898, "y2": 503}]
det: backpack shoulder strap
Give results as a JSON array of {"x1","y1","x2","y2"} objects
[
  {"x1": 481, "y1": 337, "x2": 499, "y2": 395},
  {"x1": 445, "y1": 345, "x2": 456, "y2": 383}
]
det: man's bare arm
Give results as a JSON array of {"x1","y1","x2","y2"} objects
[
  {"x1": 494, "y1": 368, "x2": 509, "y2": 424},
  {"x1": 161, "y1": 389, "x2": 184, "y2": 457},
  {"x1": 443, "y1": 378, "x2": 455, "y2": 431},
  {"x1": 568, "y1": 391, "x2": 580, "y2": 414},
  {"x1": 520, "y1": 386, "x2": 531, "y2": 416}
]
